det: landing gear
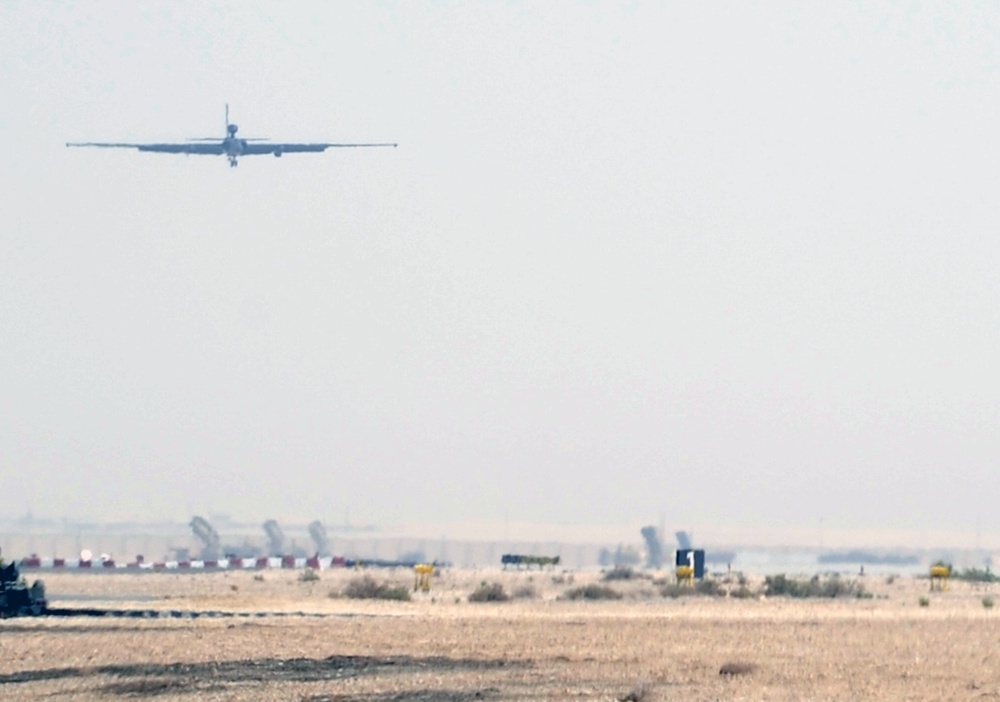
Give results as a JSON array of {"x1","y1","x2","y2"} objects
[{"x1": 228, "y1": 157, "x2": 238, "y2": 168}]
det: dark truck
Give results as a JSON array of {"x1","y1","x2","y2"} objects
[{"x1": 0, "y1": 559, "x2": 47, "y2": 617}]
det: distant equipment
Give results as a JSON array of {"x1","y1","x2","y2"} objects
[
  {"x1": 189, "y1": 516, "x2": 222, "y2": 560},
  {"x1": 640, "y1": 526, "x2": 664, "y2": 569},
  {"x1": 501, "y1": 554, "x2": 560, "y2": 569},
  {"x1": 0, "y1": 557, "x2": 47, "y2": 617},
  {"x1": 817, "y1": 550, "x2": 919, "y2": 566},
  {"x1": 675, "y1": 531, "x2": 693, "y2": 550},
  {"x1": 263, "y1": 520, "x2": 286, "y2": 557},
  {"x1": 308, "y1": 521, "x2": 330, "y2": 557},
  {"x1": 597, "y1": 545, "x2": 642, "y2": 567}
]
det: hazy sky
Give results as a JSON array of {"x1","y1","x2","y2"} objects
[{"x1": 2, "y1": 2, "x2": 998, "y2": 537}]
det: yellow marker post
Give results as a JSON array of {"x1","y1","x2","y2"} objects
[
  {"x1": 414, "y1": 564, "x2": 434, "y2": 592},
  {"x1": 930, "y1": 564, "x2": 950, "y2": 592}
]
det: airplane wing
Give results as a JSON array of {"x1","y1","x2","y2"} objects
[
  {"x1": 240, "y1": 142, "x2": 397, "y2": 156},
  {"x1": 66, "y1": 142, "x2": 225, "y2": 155}
]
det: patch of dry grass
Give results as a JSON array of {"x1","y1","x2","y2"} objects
[
  {"x1": 719, "y1": 662, "x2": 756, "y2": 676},
  {"x1": 6, "y1": 569, "x2": 999, "y2": 701}
]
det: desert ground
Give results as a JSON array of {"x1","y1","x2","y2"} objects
[{"x1": 2, "y1": 566, "x2": 999, "y2": 701}]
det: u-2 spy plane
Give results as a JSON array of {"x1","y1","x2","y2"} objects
[{"x1": 67, "y1": 105, "x2": 397, "y2": 168}]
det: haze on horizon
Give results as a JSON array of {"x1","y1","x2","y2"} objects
[{"x1": 1, "y1": 2, "x2": 998, "y2": 541}]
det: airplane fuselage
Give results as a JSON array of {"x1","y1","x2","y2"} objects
[
  {"x1": 222, "y1": 135, "x2": 246, "y2": 165},
  {"x1": 222, "y1": 124, "x2": 247, "y2": 166}
]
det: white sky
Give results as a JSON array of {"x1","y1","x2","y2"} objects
[{"x1": 1, "y1": 2, "x2": 998, "y2": 540}]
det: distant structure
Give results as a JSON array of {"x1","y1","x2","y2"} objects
[
  {"x1": 598, "y1": 545, "x2": 642, "y2": 567},
  {"x1": 263, "y1": 520, "x2": 286, "y2": 557},
  {"x1": 675, "y1": 530, "x2": 693, "y2": 551},
  {"x1": 189, "y1": 517, "x2": 222, "y2": 560},
  {"x1": 674, "y1": 530, "x2": 736, "y2": 565},
  {"x1": 501, "y1": 554, "x2": 560, "y2": 570},
  {"x1": 817, "y1": 550, "x2": 919, "y2": 566},
  {"x1": 676, "y1": 548, "x2": 705, "y2": 581},
  {"x1": 308, "y1": 521, "x2": 329, "y2": 557},
  {"x1": 640, "y1": 526, "x2": 664, "y2": 569}
]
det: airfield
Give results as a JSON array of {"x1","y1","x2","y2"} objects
[{"x1": 2, "y1": 566, "x2": 999, "y2": 701}]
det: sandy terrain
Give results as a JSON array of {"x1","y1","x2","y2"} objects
[{"x1": 1, "y1": 567, "x2": 999, "y2": 701}]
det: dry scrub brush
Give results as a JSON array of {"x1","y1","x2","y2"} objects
[
  {"x1": 764, "y1": 574, "x2": 870, "y2": 599},
  {"x1": 468, "y1": 582, "x2": 510, "y2": 602},
  {"x1": 340, "y1": 574, "x2": 411, "y2": 601},
  {"x1": 719, "y1": 662, "x2": 756, "y2": 676},
  {"x1": 563, "y1": 584, "x2": 623, "y2": 601}
]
